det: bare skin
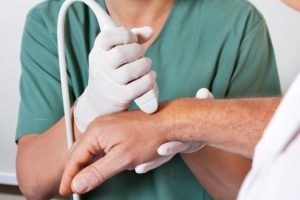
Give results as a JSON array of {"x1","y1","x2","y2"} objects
[
  {"x1": 59, "y1": 98, "x2": 280, "y2": 198},
  {"x1": 17, "y1": 0, "x2": 282, "y2": 199},
  {"x1": 17, "y1": 0, "x2": 174, "y2": 199},
  {"x1": 182, "y1": 0, "x2": 299, "y2": 197},
  {"x1": 105, "y1": 0, "x2": 174, "y2": 49},
  {"x1": 282, "y1": 0, "x2": 300, "y2": 11},
  {"x1": 16, "y1": 114, "x2": 81, "y2": 200},
  {"x1": 181, "y1": 147, "x2": 252, "y2": 200},
  {"x1": 172, "y1": 98, "x2": 280, "y2": 158},
  {"x1": 178, "y1": 98, "x2": 280, "y2": 199}
]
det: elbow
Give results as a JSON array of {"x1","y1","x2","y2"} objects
[
  {"x1": 17, "y1": 169, "x2": 54, "y2": 200},
  {"x1": 16, "y1": 136, "x2": 56, "y2": 200},
  {"x1": 17, "y1": 160, "x2": 55, "y2": 200},
  {"x1": 18, "y1": 181, "x2": 51, "y2": 200}
]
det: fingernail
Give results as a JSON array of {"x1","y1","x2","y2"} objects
[{"x1": 73, "y1": 177, "x2": 88, "y2": 193}]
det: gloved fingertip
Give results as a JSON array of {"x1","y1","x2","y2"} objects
[
  {"x1": 196, "y1": 88, "x2": 214, "y2": 99},
  {"x1": 131, "y1": 26, "x2": 153, "y2": 43},
  {"x1": 157, "y1": 146, "x2": 170, "y2": 156},
  {"x1": 135, "y1": 166, "x2": 148, "y2": 174},
  {"x1": 136, "y1": 26, "x2": 153, "y2": 38},
  {"x1": 146, "y1": 57, "x2": 152, "y2": 67},
  {"x1": 196, "y1": 88, "x2": 210, "y2": 99},
  {"x1": 158, "y1": 141, "x2": 185, "y2": 155},
  {"x1": 151, "y1": 71, "x2": 157, "y2": 80}
]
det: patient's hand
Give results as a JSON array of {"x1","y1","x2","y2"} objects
[
  {"x1": 135, "y1": 88, "x2": 214, "y2": 173},
  {"x1": 59, "y1": 105, "x2": 173, "y2": 196}
]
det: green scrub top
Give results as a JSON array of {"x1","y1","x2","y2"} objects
[{"x1": 17, "y1": 0, "x2": 281, "y2": 199}]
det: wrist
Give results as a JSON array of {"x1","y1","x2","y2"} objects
[
  {"x1": 160, "y1": 98, "x2": 191, "y2": 142},
  {"x1": 165, "y1": 98, "x2": 209, "y2": 143},
  {"x1": 168, "y1": 98, "x2": 187, "y2": 142}
]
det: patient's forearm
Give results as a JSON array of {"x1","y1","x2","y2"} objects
[{"x1": 169, "y1": 97, "x2": 280, "y2": 158}]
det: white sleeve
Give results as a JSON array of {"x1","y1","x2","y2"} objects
[
  {"x1": 238, "y1": 73, "x2": 300, "y2": 200},
  {"x1": 253, "y1": 73, "x2": 300, "y2": 168}
]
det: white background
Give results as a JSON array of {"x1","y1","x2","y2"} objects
[
  {"x1": 251, "y1": 0, "x2": 300, "y2": 93},
  {"x1": 0, "y1": 0, "x2": 40, "y2": 185},
  {"x1": 0, "y1": 0, "x2": 299, "y2": 186}
]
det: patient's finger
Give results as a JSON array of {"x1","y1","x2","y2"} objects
[
  {"x1": 59, "y1": 135, "x2": 102, "y2": 196},
  {"x1": 70, "y1": 147, "x2": 132, "y2": 194}
]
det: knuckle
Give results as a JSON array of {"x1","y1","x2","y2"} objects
[
  {"x1": 99, "y1": 29, "x2": 111, "y2": 39},
  {"x1": 89, "y1": 48, "x2": 105, "y2": 65},
  {"x1": 87, "y1": 118, "x2": 102, "y2": 133},
  {"x1": 146, "y1": 57, "x2": 152, "y2": 66},
  {"x1": 140, "y1": 57, "x2": 152, "y2": 71},
  {"x1": 121, "y1": 152, "x2": 137, "y2": 168},
  {"x1": 97, "y1": 33, "x2": 109, "y2": 47},
  {"x1": 89, "y1": 46, "x2": 99, "y2": 59},
  {"x1": 115, "y1": 27, "x2": 133, "y2": 44},
  {"x1": 143, "y1": 72, "x2": 154, "y2": 87}
]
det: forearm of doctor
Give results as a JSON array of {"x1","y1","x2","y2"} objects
[
  {"x1": 182, "y1": 146, "x2": 252, "y2": 200},
  {"x1": 16, "y1": 26, "x2": 153, "y2": 200},
  {"x1": 16, "y1": 112, "x2": 81, "y2": 200}
]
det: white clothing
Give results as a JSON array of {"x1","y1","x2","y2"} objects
[
  {"x1": 238, "y1": 74, "x2": 300, "y2": 200},
  {"x1": 238, "y1": 2, "x2": 300, "y2": 199}
]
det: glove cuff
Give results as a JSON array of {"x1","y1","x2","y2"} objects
[{"x1": 74, "y1": 88, "x2": 98, "y2": 133}]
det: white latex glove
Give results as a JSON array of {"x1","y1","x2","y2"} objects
[
  {"x1": 135, "y1": 88, "x2": 214, "y2": 174},
  {"x1": 75, "y1": 26, "x2": 157, "y2": 133}
]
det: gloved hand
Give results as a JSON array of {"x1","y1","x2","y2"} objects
[
  {"x1": 135, "y1": 88, "x2": 214, "y2": 174},
  {"x1": 74, "y1": 26, "x2": 156, "y2": 133}
]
